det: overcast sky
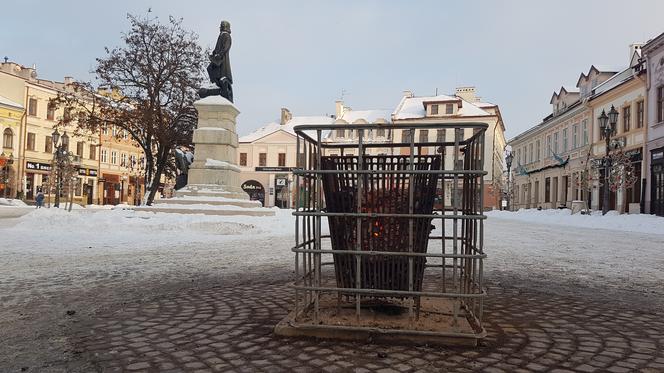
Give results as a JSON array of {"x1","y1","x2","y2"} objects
[{"x1": 2, "y1": 0, "x2": 662, "y2": 139}]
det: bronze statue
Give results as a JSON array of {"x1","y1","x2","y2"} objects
[{"x1": 199, "y1": 20, "x2": 233, "y2": 102}]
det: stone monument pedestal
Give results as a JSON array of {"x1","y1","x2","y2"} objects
[{"x1": 135, "y1": 96, "x2": 274, "y2": 216}]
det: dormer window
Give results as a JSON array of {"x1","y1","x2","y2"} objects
[{"x1": 431, "y1": 104, "x2": 439, "y2": 115}]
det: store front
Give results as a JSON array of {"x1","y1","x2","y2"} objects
[
  {"x1": 651, "y1": 147, "x2": 664, "y2": 216},
  {"x1": 241, "y1": 179, "x2": 266, "y2": 206},
  {"x1": 25, "y1": 161, "x2": 52, "y2": 200}
]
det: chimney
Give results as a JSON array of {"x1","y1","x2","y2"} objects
[
  {"x1": 64, "y1": 76, "x2": 74, "y2": 85},
  {"x1": 335, "y1": 100, "x2": 346, "y2": 119},
  {"x1": 629, "y1": 43, "x2": 644, "y2": 64},
  {"x1": 455, "y1": 86, "x2": 478, "y2": 102},
  {"x1": 402, "y1": 90, "x2": 414, "y2": 98},
  {"x1": 280, "y1": 108, "x2": 292, "y2": 125}
]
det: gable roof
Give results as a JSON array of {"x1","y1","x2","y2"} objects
[
  {"x1": 392, "y1": 94, "x2": 491, "y2": 120},
  {"x1": 338, "y1": 109, "x2": 393, "y2": 123},
  {"x1": 576, "y1": 65, "x2": 624, "y2": 87},
  {"x1": 239, "y1": 115, "x2": 334, "y2": 143}
]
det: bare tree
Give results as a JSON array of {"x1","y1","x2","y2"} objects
[
  {"x1": 608, "y1": 149, "x2": 639, "y2": 213},
  {"x1": 52, "y1": 13, "x2": 206, "y2": 205}
]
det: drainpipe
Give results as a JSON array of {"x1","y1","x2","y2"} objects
[{"x1": 17, "y1": 86, "x2": 29, "y2": 200}]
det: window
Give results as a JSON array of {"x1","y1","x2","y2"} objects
[
  {"x1": 445, "y1": 104, "x2": 454, "y2": 114},
  {"x1": 545, "y1": 177, "x2": 551, "y2": 203},
  {"x1": 573, "y1": 124, "x2": 578, "y2": 149},
  {"x1": 239, "y1": 152, "x2": 247, "y2": 166},
  {"x1": 123, "y1": 130, "x2": 128, "y2": 140},
  {"x1": 278, "y1": 153, "x2": 286, "y2": 167},
  {"x1": 27, "y1": 132, "x2": 36, "y2": 151},
  {"x1": 111, "y1": 151, "x2": 117, "y2": 165},
  {"x1": 47, "y1": 103, "x2": 55, "y2": 120},
  {"x1": 553, "y1": 132, "x2": 559, "y2": 154},
  {"x1": 401, "y1": 129, "x2": 412, "y2": 143},
  {"x1": 102, "y1": 125, "x2": 109, "y2": 135},
  {"x1": 623, "y1": 106, "x2": 631, "y2": 132},
  {"x1": 436, "y1": 129, "x2": 446, "y2": 142},
  {"x1": 419, "y1": 129, "x2": 428, "y2": 143},
  {"x1": 100, "y1": 149, "x2": 108, "y2": 163},
  {"x1": 89, "y1": 144, "x2": 96, "y2": 160},
  {"x1": 582, "y1": 119, "x2": 588, "y2": 145},
  {"x1": 376, "y1": 128, "x2": 385, "y2": 137},
  {"x1": 3, "y1": 128, "x2": 14, "y2": 148},
  {"x1": 112, "y1": 126, "x2": 117, "y2": 137},
  {"x1": 45, "y1": 136, "x2": 53, "y2": 153},
  {"x1": 636, "y1": 101, "x2": 644, "y2": 128},
  {"x1": 536, "y1": 140, "x2": 541, "y2": 161},
  {"x1": 431, "y1": 104, "x2": 439, "y2": 115},
  {"x1": 546, "y1": 135, "x2": 551, "y2": 156},
  {"x1": 28, "y1": 98, "x2": 37, "y2": 116},
  {"x1": 76, "y1": 141, "x2": 84, "y2": 157},
  {"x1": 121, "y1": 153, "x2": 128, "y2": 167},
  {"x1": 528, "y1": 143, "x2": 533, "y2": 163},
  {"x1": 258, "y1": 153, "x2": 267, "y2": 167},
  {"x1": 336, "y1": 129, "x2": 344, "y2": 138},
  {"x1": 562, "y1": 128, "x2": 568, "y2": 152},
  {"x1": 658, "y1": 86, "x2": 664, "y2": 123}
]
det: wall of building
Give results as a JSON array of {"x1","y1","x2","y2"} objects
[{"x1": 644, "y1": 37, "x2": 664, "y2": 215}]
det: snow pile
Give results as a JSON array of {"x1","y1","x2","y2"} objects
[
  {"x1": 0, "y1": 198, "x2": 28, "y2": 207},
  {"x1": 487, "y1": 209, "x2": 664, "y2": 235},
  {"x1": 204, "y1": 158, "x2": 241, "y2": 172}
]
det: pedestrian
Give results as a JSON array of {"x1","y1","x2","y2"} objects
[{"x1": 35, "y1": 190, "x2": 45, "y2": 209}]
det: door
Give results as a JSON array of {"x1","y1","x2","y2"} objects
[{"x1": 652, "y1": 164, "x2": 664, "y2": 216}]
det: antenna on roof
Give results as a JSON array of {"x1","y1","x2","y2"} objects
[
  {"x1": 339, "y1": 89, "x2": 347, "y2": 101},
  {"x1": 435, "y1": 88, "x2": 438, "y2": 96},
  {"x1": 3, "y1": 57, "x2": 7, "y2": 63}
]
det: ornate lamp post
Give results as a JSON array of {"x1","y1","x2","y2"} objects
[
  {"x1": 505, "y1": 150, "x2": 514, "y2": 211},
  {"x1": 51, "y1": 129, "x2": 70, "y2": 208},
  {"x1": 598, "y1": 105, "x2": 619, "y2": 215}
]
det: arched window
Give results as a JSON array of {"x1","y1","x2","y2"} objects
[{"x1": 3, "y1": 128, "x2": 13, "y2": 149}]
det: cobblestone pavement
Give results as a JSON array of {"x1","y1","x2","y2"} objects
[{"x1": 75, "y1": 278, "x2": 664, "y2": 373}]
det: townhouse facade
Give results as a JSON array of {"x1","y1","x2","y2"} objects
[
  {"x1": 237, "y1": 108, "x2": 334, "y2": 208},
  {"x1": 236, "y1": 87, "x2": 507, "y2": 210},
  {"x1": 0, "y1": 60, "x2": 143, "y2": 205},
  {"x1": 391, "y1": 87, "x2": 507, "y2": 210},
  {"x1": 509, "y1": 45, "x2": 648, "y2": 213},
  {"x1": 642, "y1": 32, "x2": 664, "y2": 216}
]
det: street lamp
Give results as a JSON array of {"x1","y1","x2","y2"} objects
[
  {"x1": 505, "y1": 150, "x2": 514, "y2": 211},
  {"x1": 598, "y1": 105, "x2": 619, "y2": 215}
]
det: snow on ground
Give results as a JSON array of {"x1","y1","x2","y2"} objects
[
  {"x1": 487, "y1": 208, "x2": 664, "y2": 235},
  {"x1": 1, "y1": 207, "x2": 662, "y2": 309},
  {"x1": 0, "y1": 198, "x2": 27, "y2": 207}
]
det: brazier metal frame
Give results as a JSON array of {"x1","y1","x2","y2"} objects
[{"x1": 289, "y1": 121, "x2": 487, "y2": 340}]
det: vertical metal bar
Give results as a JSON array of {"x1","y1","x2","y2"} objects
[
  {"x1": 478, "y1": 130, "x2": 486, "y2": 323},
  {"x1": 355, "y1": 129, "x2": 364, "y2": 321},
  {"x1": 294, "y1": 134, "x2": 301, "y2": 321},
  {"x1": 408, "y1": 128, "x2": 415, "y2": 324},
  {"x1": 314, "y1": 130, "x2": 323, "y2": 323},
  {"x1": 452, "y1": 127, "x2": 460, "y2": 326}
]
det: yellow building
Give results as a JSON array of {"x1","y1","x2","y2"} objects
[
  {"x1": 0, "y1": 60, "x2": 144, "y2": 205},
  {"x1": 0, "y1": 94, "x2": 24, "y2": 197}
]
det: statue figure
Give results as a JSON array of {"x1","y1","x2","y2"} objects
[
  {"x1": 199, "y1": 20, "x2": 234, "y2": 102},
  {"x1": 174, "y1": 147, "x2": 194, "y2": 190}
]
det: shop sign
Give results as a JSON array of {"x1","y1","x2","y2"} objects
[
  {"x1": 89, "y1": 169, "x2": 98, "y2": 176},
  {"x1": 275, "y1": 178, "x2": 287, "y2": 186},
  {"x1": 78, "y1": 168, "x2": 87, "y2": 176},
  {"x1": 625, "y1": 148, "x2": 642, "y2": 162},
  {"x1": 25, "y1": 161, "x2": 51, "y2": 172},
  {"x1": 255, "y1": 166, "x2": 293, "y2": 172},
  {"x1": 652, "y1": 150, "x2": 664, "y2": 161}
]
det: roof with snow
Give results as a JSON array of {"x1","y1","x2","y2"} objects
[
  {"x1": 0, "y1": 94, "x2": 24, "y2": 109},
  {"x1": 392, "y1": 95, "x2": 492, "y2": 120},
  {"x1": 239, "y1": 115, "x2": 334, "y2": 143},
  {"x1": 338, "y1": 109, "x2": 393, "y2": 123}
]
